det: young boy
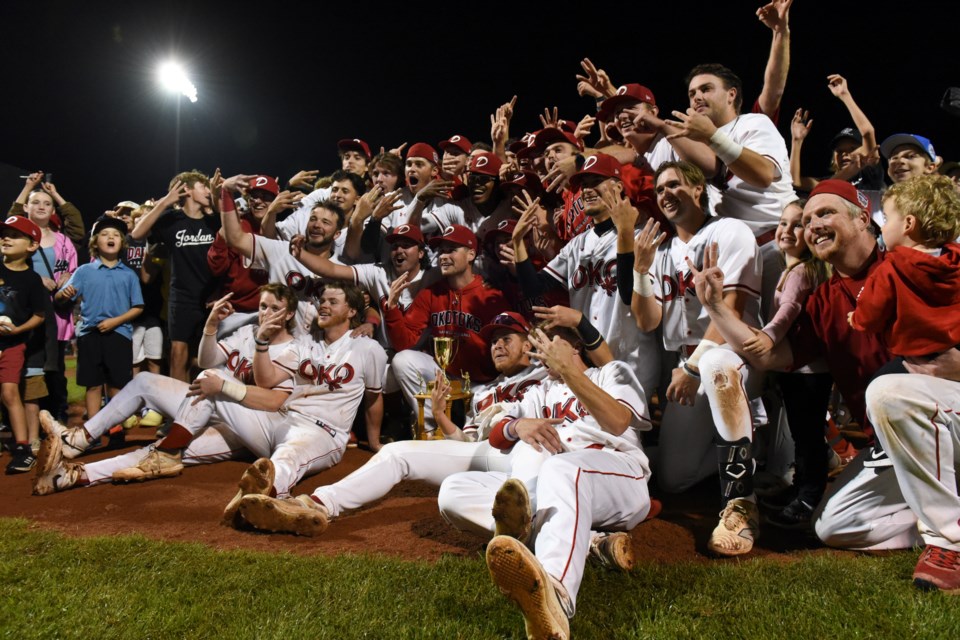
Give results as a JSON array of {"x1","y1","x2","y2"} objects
[
  {"x1": 56, "y1": 216, "x2": 143, "y2": 421},
  {"x1": 849, "y1": 174, "x2": 960, "y2": 357},
  {"x1": 0, "y1": 216, "x2": 48, "y2": 473}
]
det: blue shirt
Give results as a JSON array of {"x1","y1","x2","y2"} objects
[{"x1": 65, "y1": 260, "x2": 144, "y2": 339}]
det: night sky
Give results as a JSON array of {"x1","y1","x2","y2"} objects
[{"x1": 2, "y1": 1, "x2": 956, "y2": 224}]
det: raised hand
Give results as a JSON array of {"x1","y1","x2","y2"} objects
[
  {"x1": 665, "y1": 109, "x2": 717, "y2": 143},
  {"x1": 826, "y1": 74, "x2": 850, "y2": 99},
  {"x1": 790, "y1": 109, "x2": 813, "y2": 142},
  {"x1": 532, "y1": 305, "x2": 582, "y2": 330},
  {"x1": 385, "y1": 272, "x2": 411, "y2": 309},
  {"x1": 575, "y1": 58, "x2": 615, "y2": 99},
  {"x1": 415, "y1": 179, "x2": 455, "y2": 202},
  {"x1": 24, "y1": 171, "x2": 44, "y2": 190},
  {"x1": 686, "y1": 242, "x2": 725, "y2": 309},
  {"x1": 756, "y1": 0, "x2": 793, "y2": 33},
  {"x1": 266, "y1": 190, "x2": 303, "y2": 218},
  {"x1": 288, "y1": 170, "x2": 320, "y2": 190},
  {"x1": 373, "y1": 189, "x2": 404, "y2": 220},
  {"x1": 539, "y1": 106, "x2": 561, "y2": 130},
  {"x1": 633, "y1": 219, "x2": 667, "y2": 273},
  {"x1": 574, "y1": 114, "x2": 596, "y2": 142}
]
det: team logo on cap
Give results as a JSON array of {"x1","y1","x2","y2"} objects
[
  {"x1": 616, "y1": 85, "x2": 628, "y2": 95},
  {"x1": 450, "y1": 135, "x2": 461, "y2": 142},
  {"x1": 5, "y1": 216, "x2": 16, "y2": 225},
  {"x1": 583, "y1": 156, "x2": 599, "y2": 171},
  {"x1": 353, "y1": 138, "x2": 361, "y2": 143},
  {"x1": 474, "y1": 156, "x2": 489, "y2": 168},
  {"x1": 443, "y1": 225, "x2": 455, "y2": 236},
  {"x1": 396, "y1": 224, "x2": 411, "y2": 234},
  {"x1": 497, "y1": 220, "x2": 511, "y2": 230},
  {"x1": 254, "y1": 176, "x2": 269, "y2": 188},
  {"x1": 857, "y1": 191, "x2": 869, "y2": 209}
]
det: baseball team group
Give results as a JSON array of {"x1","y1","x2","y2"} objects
[{"x1": 5, "y1": 1, "x2": 959, "y2": 637}]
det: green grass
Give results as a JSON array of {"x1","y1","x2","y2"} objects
[
  {"x1": 1, "y1": 519, "x2": 957, "y2": 639},
  {"x1": 63, "y1": 356, "x2": 84, "y2": 406}
]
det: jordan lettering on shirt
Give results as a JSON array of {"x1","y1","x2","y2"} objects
[
  {"x1": 296, "y1": 359, "x2": 356, "y2": 391},
  {"x1": 571, "y1": 259, "x2": 617, "y2": 296},
  {"x1": 429, "y1": 310, "x2": 482, "y2": 333},
  {"x1": 174, "y1": 228, "x2": 215, "y2": 247},
  {"x1": 542, "y1": 397, "x2": 588, "y2": 422},
  {"x1": 475, "y1": 379, "x2": 542, "y2": 413},
  {"x1": 660, "y1": 270, "x2": 697, "y2": 302},
  {"x1": 225, "y1": 350, "x2": 254, "y2": 384}
]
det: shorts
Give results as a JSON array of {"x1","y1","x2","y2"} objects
[
  {"x1": 77, "y1": 332, "x2": 134, "y2": 388},
  {"x1": 0, "y1": 343, "x2": 26, "y2": 384},
  {"x1": 167, "y1": 301, "x2": 208, "y2": 344},
  {"x1": 21, "y1": 374, "x2": 48, "y2": 402},
  {"x1": 132, "y1": 324, "x2": 164, "y2": 363}
]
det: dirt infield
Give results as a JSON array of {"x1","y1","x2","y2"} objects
[{"x1": 2, "y1": 428, "x2": 823, "y2": 564}]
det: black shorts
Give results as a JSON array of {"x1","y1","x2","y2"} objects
[
  {"x1": 167, "y1": 301, "x2": 207, "y2": 344},
  {"x1": 76, "y1": 332, "x2": 133, "y2": 388}
]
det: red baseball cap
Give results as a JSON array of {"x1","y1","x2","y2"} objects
[
  {"x1": 568, "y1": 153, "x2": 622, "y2": 189},
  {"x1": 427, "y1": 224, "x2": 477, "y2": 252},
  {"x1": 1, "y1": 215, "x2": 41, "y2": 243},
  {"x1": 407, "y1": 142, "x2": 440, "y2": 166},
  {"x1": 483, "y1": 218, "x2": 518, "y2": 245},
  {"x1": 438, "y1": 135, "x2": 472, "y2": 155},
  {"x1": 337, "y1": 138, "x2": 372, "y2": 160},
  {"x1": 514, "y1": 132, "x2": 541, "y2": 160},
  {"x1": 534, "y1": 128, "x2": 584, "y2": 153},
  {"x1": 479, "y1": 311, "x2": 532, "y2": 342},
  {"x1": 385, "y1": 223, "x2": 425, "y2": 247},
  {"x1": 597, "y1": 84, "x2": 657, "y2": 122},
  {"x1": 808, "y1": 179, "x2": 870, "y2": 213},
  {"x1": 468, "y1": 152, "x2": 503, "y2": 177},
  {"x1": 247, "y1": 175, "x2": 280, "y2": 196},
  {"x1": 501, "y1": 170, "x2": 544, "y2": 197}
]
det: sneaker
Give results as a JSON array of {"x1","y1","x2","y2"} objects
[
  {"x1": 707, "y1": 497, "x2": 759, "y2": 557},
  {"x1": 139, "y1": 409, "x2": 164, "y2": 429},
  {"x1": 32, "y1": 432, "x2": 84, "y2": 495},
  {"x1": 492, "y1": 479, "x2": 532, "y2": 543},
  {"x1": 39, "y1": 410, "x2": 91, "y2": 460},
  {"x1": 222, "y1": 458, "x2": 276, "y2": 527},
  {"x1": 6, "y1": 444, "x2": 37, "y2": 474},
  {"x1": 766, "y1": 497, "x2": 814, "y2": 530},
  {"x1": 111, "y1": 447, "x2": 183, "y2": 483},
  {"x1": 589, "y1": 531, "x2": 635, "y2": 571},
  {"x1": 913, "y1": 545, "x2": 960, "y2": 594},
  {"x1": 486, "y1": 535, "x2": 570, "y2": 640},
  {"x1": 238, "y1": 494, "x2": 329, "y2": 537}
]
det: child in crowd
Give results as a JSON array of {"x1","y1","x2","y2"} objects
[
  {"x1": 741, "y1": 200, "x2": 834, "y2": 527},
  {"x1": 848, "y1": 174, "x2": 960, "y2": 358},
  {"x1": 0, "y1": 216, "x2": 48, "y2": 473},
  {"x1": 56, "y1": 217, "x2": 144, "y2": 421}
]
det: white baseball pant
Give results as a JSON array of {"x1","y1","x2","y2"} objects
[{"x1": 82, "y1": 372, "x2": 188, "y2": 440}]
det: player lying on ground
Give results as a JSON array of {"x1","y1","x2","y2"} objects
[{"x1": 439, "y1": 324, "x2": 654, "y2": 639}]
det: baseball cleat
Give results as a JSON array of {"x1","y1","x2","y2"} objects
[
  {"x1": 238, "y1": 494, "x2": 329, "y2": 537},
  {"x1": 708, "y1": 497, "x2": 759, "y2": 557},
  {"x1": 492, "y1": 478, "x2": 532, "y2": 543},
  {"x1": 111, "y1": 447, "x2": 183, "y2": 483},
  {"x1": 222, "y1": 458, "x2": 276, "y2": 527},
  {"x1": 588, "y1": 531, "x2": 635, "y2": 572},
  {"x1": 486, "y1": 535, "x2": 570, "y2": 640},
  {"x1": 32, "y1": 432, "x2": 83, "y2": 495},
  {"x1": 912, "y1": 545, "x2": 960, "y2": 594},
  {"x1": 39, "y1": 410, "x2": 91, "y2": 460},
  {"x1": 766, "y1": 497, "x2": 814, "y2": 531}
]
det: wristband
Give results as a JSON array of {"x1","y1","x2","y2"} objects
[
  {"x1": 682, "y1": 363, "x2": 701, "y2": 380},
  {"x1": 220, "y1": 379, "x2": 248, "y2": 402},
  {"x1": 253, "y1": 336, "x2": 270, "y2": 346},
  {"x1": 504, "y1": 419, "x2": 520, "y2": 442},
  {"x1": 708, "y1": 130, "x2": 744, "y2": 165},
  {"x1": 202, "y1": 329, "x2": 217, "y2": 336},
  {"x1": 255, "y1": 346, "x2": 269, "y2": 353},
  {"x1": 686, "y1": 339, "x2": 719, "y2": 370},
  {"x1": 576, "y1": 314, "x2": 603, "y2": 351},
  {"x1": 633, "y1": 270, "x2": 654, "y2": 297}
]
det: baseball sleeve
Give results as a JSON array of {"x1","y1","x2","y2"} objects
[{"x1": 595, "y1": 361, "x2": 651, "y2": 430}]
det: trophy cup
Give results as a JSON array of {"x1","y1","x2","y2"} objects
[{"x1": 433, "y1": 336, "x2": 456, "y2": 384}]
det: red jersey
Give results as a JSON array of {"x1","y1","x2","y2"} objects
[
  {"x1": 384, "y1": 274, "x2": 508, "y2": 382},
  {"x1": 788, "y1": 248, "x2": 891, "y2": 433},
  {"x1": 851, "y1": 243, "x2": 960, "y2": 357},
  {"x1": 556, "y1": 188, "x2": 592, "y2": 244},
  {"x1": 207, "y1": 216, "x2": 268, "y2": 312}
]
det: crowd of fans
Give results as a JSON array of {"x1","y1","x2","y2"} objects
[{"x1": 6, "y1": 1, "x2": 960, "y2": 634}]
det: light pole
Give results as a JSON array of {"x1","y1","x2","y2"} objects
[{"x1": 157, "y1": 61, "x2": 198, "y2": 173}]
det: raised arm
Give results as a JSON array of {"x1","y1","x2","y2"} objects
[
  {"x1": 826, "y1": 74, "x2": 877, "y2": 156},
  {"x1": 789, "y1": 109, "x2": 819, "y2": 191},
  {"x1": 630, "y1": 219, "x2": 668, "y2": 331},
  {"x1": 219, "y1": 189, "x2": 254, "y2": 259},
  {"x1": 756, "y1": 0, "x2": 793, "y2": 119},
  {"x1": 197, "y1": 293, "x2": 235, "y2": 368},
  {"x1": 130, "y1": 181, "x2": 186, "y2": 242}
]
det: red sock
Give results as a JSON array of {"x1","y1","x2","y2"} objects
[{"x1": 157, "y1": 423, "x2": 193, "y2": 450}]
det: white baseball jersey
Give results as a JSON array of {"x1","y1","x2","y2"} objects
[
  {"x1": 652, "y1": 217, "x2": 762, "y2": 352},
  {"x1": 466, "y1": 364, "x2": 549, "y2": 439},
  {"x1": 439, "y1": 197, "x2": 513, "y2": 236},
  {"x1": 274, "y1": 332, "x2": 387, "y2": 434},
  {"x1": 542, "y1": 220, "x2": 660, "y2": 395},
  {"x1": 645, "y1": 113, "x2": 796, "y2": 236},
  {"x1": 216, "y1": 324, "x2": 296, "y2": 391},
  {"x1": 502, "y1": 361, "x2": 651, "y2": 469},
  {"x1": 394, "y1": 195, "x2": 465, "y2": 237},
  {"x1": 351, "y1": 264, "x2": 439, "y2": 348},
  {"x1": 275, "y1": 186, "x2": 332, "y2": 241},
  {"x1": 248, "y1": 235, "x2": 327, "y2": 333}
]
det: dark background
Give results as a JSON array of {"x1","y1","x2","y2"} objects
[{"x1": 1, "y1": 0, "x2": 956, "y2": 224}]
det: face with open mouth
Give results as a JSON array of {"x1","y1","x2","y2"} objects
[
  {"x1": 246, "y1": 189, "x2": 276, "y2": 221},
  {"x1": 405, "y1": 158, "x2": 438, "y2": 195},
  {"x1": 802, "y1": 193, "x2": 866, "y2": 263},
  {"x1": 389, "y1": 238, "x2": 424, "y2": 275},
  {"x1": 489, "y1": 331, "x2": 531, "y2": 373},
  {"x1": 96, "y1": 227, "x2": 124, "y2": 258},
  {"x1": 543, "y1": 142, "x2": 577, "y2": 173},
  {"x1": 466, "y1": 173, "x2": 496, "y2": 204},
  {"x1": 0, "y1": 229, "x2": 36, "y2": 257}
]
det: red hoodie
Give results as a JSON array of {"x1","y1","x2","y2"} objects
[{"x1": 851, "y1": 242, "x2": 960, "y2": 356}]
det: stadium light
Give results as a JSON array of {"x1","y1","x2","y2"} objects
[{"x1": 157, "y1": 61, "x2": 198, "y2": 103}]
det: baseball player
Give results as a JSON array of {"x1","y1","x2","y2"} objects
[
  {"x1": 392, "y1": 143, "x2": 465, "y2": 236},
  {"x1": 438, "y1": 134, "x2": 472, "y2": 181},
  {"x1": 512, "y1": 153, "x2": 661, "y2": 401},
  {"x1": 690, "y1": 180, "x2": 922, "y2": 554},
  {"x1": 32, "y1": 284, "x2": 301, "y2": 494},
  {"x1": 629, "y1": 161, "x2": 765, "y2": 556},
  {"x1": 232, "y1": 312, "x2": 549, "y2": 536},
  {"x1": 439, "y1": 324, "x2": 653, "y2": 638},
  {"x1": 384, "y1": 224, "x2": 509, "y2": 429}
]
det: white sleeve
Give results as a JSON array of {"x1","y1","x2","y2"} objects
[
  {"x1": 715, "y1": 221, "x2": 762, "y2": 298},
  {"x1": 273, "y1": 340, "x2": 306, "y2": 376},
  {"x1": 733, "y1": 115, "x2": 789, "y2": 178},
  {"x1": 643, "y1": 136, "x2": 678, "y2": 173},
  {"x1": 541, "y1": 242, "x2": 574, "y2": 285},
  {"x1": 595, "y1": 362, "x2": 650, "y2": 429},
  {"x1": 276, "y1": 187, "x2": 331, "y2": 241},
  {"x1": 362, "y1": 340, "x2": 387, "y2": 392},
  {"x1": 351, "y1": 263, "x2": 380, "y2": 291},
  {"x1": 249, "y1": 235, "x2": 285, "y2": 271}
]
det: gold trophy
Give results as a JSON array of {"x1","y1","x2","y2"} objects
[
  {"x1": 433, "y1": 336, "x2": 456, "y2": 384},
  {"x1": 411, "y1": 336, "x2": 473, "y2": 440}
]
